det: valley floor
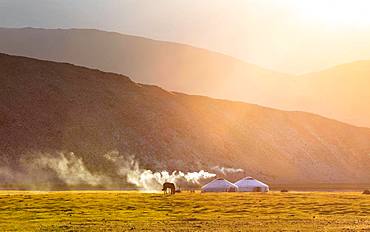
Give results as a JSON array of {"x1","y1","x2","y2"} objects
[{"x1": 0, "y1": 191, "x2": 368, "y2": 231}]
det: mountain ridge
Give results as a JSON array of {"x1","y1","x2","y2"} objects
[
  {"x1": 1, "y1": 27, "x2": 369, "y2": 127},
  {"x1": 3, "y1": 27, "x2": 284, "y2": 75},
  {"x1": 1, "y1": 53, "x2": 369, "y2": 189}
]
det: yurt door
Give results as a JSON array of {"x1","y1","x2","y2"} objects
[
  {"x1": 254, "y1": 187, "x2": 262, "y2": 192},
  {"x1": 228, "y1": 186, "x2": 237, "y2": 192}
]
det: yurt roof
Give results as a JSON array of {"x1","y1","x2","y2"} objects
[
  {"x1": 201, "y1": 178, "x2": 238, "y2": 189},
  {"x1": 234, "y1": 177, "x2": 269, "y2": 187}
]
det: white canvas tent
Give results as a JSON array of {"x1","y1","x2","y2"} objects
[
  {"x1": 201, "y1": 178, "x2": 238, "y2": 192},
  {"x1": 234, "y1": 177, "x2": 269, "y2": 192}
]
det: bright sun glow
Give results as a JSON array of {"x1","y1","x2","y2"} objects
[{"x1": 287, "y1": 0, "x2": 370, "y2": 27}]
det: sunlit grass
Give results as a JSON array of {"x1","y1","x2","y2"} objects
[{"x1": 0, "y1": 191, "x2": 368, "y2": 231}]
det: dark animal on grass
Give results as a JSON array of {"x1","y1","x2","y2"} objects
[
  {"x1": 363, "y1": 190, "x2": 370, "y2": 194},
  {"x1": 281, "y1": 189, "x2": 289, "y2": 193},
  {"x1": 162, "y1": 182, "x2": 176, "y2": 195}
]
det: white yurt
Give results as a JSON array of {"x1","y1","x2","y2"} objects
[
  {"x1": 234, "y1": 177, "x2": 269, "y2": 192},
  {"x1": 201, "y1": 178, "x2": 238, "y2": 192}
]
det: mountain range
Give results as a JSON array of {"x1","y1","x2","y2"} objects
[
  {"x1": 1, "y1": 53, "x2": 369, "y2": 189},
  {"x1": 0, "y1": 27, "x2": 369, "y2": 128}
]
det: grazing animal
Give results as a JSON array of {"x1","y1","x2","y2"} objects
[{"x1": 162, "y1": 182, "x2": 176, "y2": 195}]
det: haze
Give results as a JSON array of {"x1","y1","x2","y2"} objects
[{"x1": 2, "y1": 0, "x2": 370, "y2": 74}]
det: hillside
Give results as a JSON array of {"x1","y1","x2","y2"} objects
[
  {"x1": 0, "y1": 28, "x2": 370, "y2": 127},
  {"x1": 296, "y1": 61, "x2": 370, "y2": 129},
  {"x1": 0, "y1": 53, "x2": 369, "y2": 189},
  {"x1": 0, "y1": 27, "x2": 297, "y2": 118}
]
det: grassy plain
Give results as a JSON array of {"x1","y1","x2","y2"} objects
[{"x1": 0, "y1": 191, "x2": 368, "y2": 231}]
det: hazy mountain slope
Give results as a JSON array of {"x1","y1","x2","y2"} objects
[
  {"x1": 296, "y1": 61, "x2": 370, "y2": 128},
  {"x1": 0, "y1": 28, "x2": 369, "y2": 128},
  {"x1": 0, "y1": 53, "x2": 369, "y2": 189},
  {"x1": 0, "y1": 28, "x2": 297, "y2": 113}
]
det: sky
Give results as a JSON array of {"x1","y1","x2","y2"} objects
[{"x1": 1, "y1": 0, "x2": 370, "y2": 74}]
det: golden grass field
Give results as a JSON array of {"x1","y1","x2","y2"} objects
[{"x1": 0, "y1": 191, "x2": 369, "y2": 231}]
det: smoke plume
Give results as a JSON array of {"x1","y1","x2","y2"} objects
[
  {"x1": 211, "y1": 165, "x2": 244, "y2": 175},
  {"x1": 33, "y1": 152, "x2": 110, "y2": 186},
  {"x1": 0, "y1": 151, "x2": 112, "y2": 189},
  {"x1": 0, "y1": 150, "x2": 217, "y2": 191},
  {"x1": 104, "y1": 150, "x2": 216, "y2": 191}
]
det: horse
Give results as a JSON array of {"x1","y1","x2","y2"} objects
[{"x1": 162, "y1": 182, "x2": 176, "y2": 195}]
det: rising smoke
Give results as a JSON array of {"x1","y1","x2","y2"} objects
[
  {"x1": 211, "y1": 165, "x2": 244, "y2": 175},
  {"x1": 0, "y1": 150, "x2": 217, "y2": 191},
  {"x1": 104, "y1": 150, "x2": 216, "y2": 191},
  {"x1": 0, "y1": 151, "x2": 111, "y2": 189},
  {"x1": 33, "y1": 152, "x2": 111, "y2": 186}
]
